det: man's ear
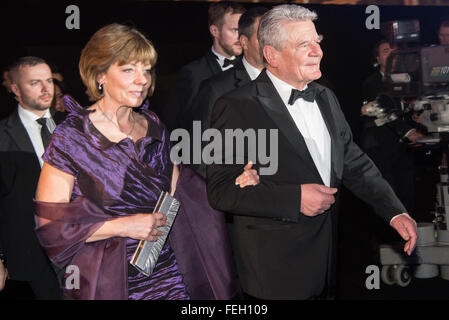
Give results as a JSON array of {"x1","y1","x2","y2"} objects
[
  {"x1": 10, "y1": 83, "x2": 20, "y2": 98},
  {"x1": 239, "y1": 34, "x2": 249, "y2": 51},
  {"x1": 263, "y1": 45, "x2": 279, "y2": 68},
  {"x1": 209, "y1": 24, "x2": 219, "y2": 39}
]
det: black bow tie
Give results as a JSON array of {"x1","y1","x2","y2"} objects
[
  {"x1": 288, "y1": 87, "x2": 317, "y2": 105},
  {"x1": 222, "y1": 58, "x2": 237, "y2": 68}
]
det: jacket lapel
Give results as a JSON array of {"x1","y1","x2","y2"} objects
[
  {"x1": 312, "y1": 82, "x2": 339, "y2": 187},
  {"x1": 5, "y1": 109, "x2": 35, "y2": 153},
  {"x1": 205, "y1": 50, "x2": 223, "y2": 75},
  {"x1": 255, "y1": 71, "x2": 322, "y2": 183},
  {"x1": 233, "y1": 59, "x2": 251, "y2": 88},
  {"x1": 51, "y1": 109, "x2": 67, "y2": 125}
]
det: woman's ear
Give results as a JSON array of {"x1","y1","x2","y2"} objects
[{"x1": 96, "y1": 72, "x2": 106, "y2": 86}]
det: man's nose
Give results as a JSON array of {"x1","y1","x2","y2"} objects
[
  {"x1": 310, "y1": 42, "x2": 323, "y2": 56},
  {"x1": 41, "y1": 82, "x2": 50, "y2": 93}
]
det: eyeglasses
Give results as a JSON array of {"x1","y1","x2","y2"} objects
[{"x1": 298, "y1": 35, "x2": 324, "y2": 50}]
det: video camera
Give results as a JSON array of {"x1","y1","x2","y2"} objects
[
  {"x1": 362, "y1": 20, "x2": 449, "y2": 130},
  {"x1": 381, "y1": 19, "x2": 449, "y2": 132}
]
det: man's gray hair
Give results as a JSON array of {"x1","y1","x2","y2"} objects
[{"x1": 258, "y1": 4, "x2": 318, "y2": 54}]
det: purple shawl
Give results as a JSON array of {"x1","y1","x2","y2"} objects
[{"x1": 34, "y1": 165, "x2": 238, "y2": 300}]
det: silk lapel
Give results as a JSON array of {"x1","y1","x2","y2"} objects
[
  {"x1": 255, "y1": 71, "x2": 322, "y2": 183},
  {"x1": 313, "y1": 83, "x2": 339, "y2": 187}
]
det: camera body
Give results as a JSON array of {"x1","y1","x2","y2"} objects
[{"x1": 382, "y1": 20, "x2": 449, "y2": 132}]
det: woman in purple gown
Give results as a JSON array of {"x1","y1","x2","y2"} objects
[{"x1": 33, "y1": 24, "x2": 258, "y2": 300}]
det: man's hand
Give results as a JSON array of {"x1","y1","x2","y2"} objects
[
  {"x1": 405, "y1": 129, "x2": 424, "y2": 144},
  {"x1": 300, "y1": 184, "x2": 338, "y2": 216},
  {"x1": 0, "y1": 260, "x2": 7, "y2": 291},
  {"x1": 390, "y1": 214, "x2": 418, "y2": 255}
]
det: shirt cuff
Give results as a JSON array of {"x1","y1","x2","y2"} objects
[
  {"x1": 390, "y1": 212, "x2": 410, "y2": 226},
  {"x1": 404, "y1": 129, "x2": 416, "y2": 138}
]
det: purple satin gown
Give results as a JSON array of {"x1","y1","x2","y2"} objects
[{"x1": 42, "y1": 101, "x2": 189, "y2": 300}]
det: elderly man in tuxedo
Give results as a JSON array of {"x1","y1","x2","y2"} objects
[
  {"x1": 206, "y1": 5, "x2": 417, "y2": 300},
  {"x1": 0, "y1": 56, "x2": 64, "y2": 299}
]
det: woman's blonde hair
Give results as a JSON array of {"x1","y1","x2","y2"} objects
[{"x1": 79, "y1": 23, "x2": 158, "y2": 101}]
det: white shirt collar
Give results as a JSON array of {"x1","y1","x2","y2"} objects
[
  {"x1": 17, "y1": 104, "x2": 52, "y2": 126},
  {"x1": 266, "y1": 70, "x2": 309, "y2": 106},
  {"x1": 211, "y1": 46, "x2": 236, "y2": 70},
  {"x1": 242, "y1": 57, "x2": 262, "y2": 81}
]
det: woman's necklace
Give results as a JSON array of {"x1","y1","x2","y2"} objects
[{"x1": 97, "y1": 103, "x2": 136, "y2": 141}]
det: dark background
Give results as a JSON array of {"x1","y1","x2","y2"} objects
[{"x1": 1, "y1": 0, "x2": 449, "y2": 299}]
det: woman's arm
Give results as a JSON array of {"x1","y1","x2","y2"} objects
[
  {"x1": 36, "y1": 162, "x2": 75, "y2": 203},
  {"x1": 36, "y1": 163, "x2": 166, "y2": 243},
  {"x1": 170, "y1": 164, "x2": 180, "y2": 196}
]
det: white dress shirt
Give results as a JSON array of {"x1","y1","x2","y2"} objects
[
  {"x1": 211, "y1": 46, "x2": 237, "y2": 71},
  {"x1": 18, "y1": 105, "x2": 56, "y2": 168},
  {"x1": 266, "y1": 70, "x2": 331, "y2": 187},
  {"x1": 242, "y1": 57, "x2": 262, "y2": 80}
]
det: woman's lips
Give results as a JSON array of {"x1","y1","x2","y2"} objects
[{"x1": 130, "y1": 91, "x2": 144, "y2": 97}]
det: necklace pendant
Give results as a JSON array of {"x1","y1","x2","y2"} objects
[{"x1": 128, "y1": 135, "x2": 133, "y2": 141}]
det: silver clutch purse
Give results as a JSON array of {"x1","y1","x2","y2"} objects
[{"x1": 130, "y1": 191, "x2": 180, "y2": 276}]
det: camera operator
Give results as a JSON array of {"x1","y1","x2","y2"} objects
[
  {"x1": 438, "y1": 19, "x2": 449, "y2": 46},
  {"x1": 361, "y1": 39, "x2": 423, "y2": 216}
]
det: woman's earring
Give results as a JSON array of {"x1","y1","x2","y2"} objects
[{"x1": 98, "y1": 83, "x2": 103, "y2": 91}]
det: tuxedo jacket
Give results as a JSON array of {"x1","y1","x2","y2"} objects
[
  {"x1": 191, "y1": 59, "x2": 252, "y2": 178},
  {"x1": 0, "y1": 108, "x2": 66, "y2": 281},
  {"x1": 206, "y1": 70, "x2": 406, "y2": 299},
  {"x1": 178, "y1": 49, "x2": 222, "y2": 129}
]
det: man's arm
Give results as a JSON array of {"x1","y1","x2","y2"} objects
[
  {"x1": 329, "y1": 90, "x2": 417, "y2": 254},
  {"x1": 206, "y1": 97, "x2": 302, "y2": 222}
]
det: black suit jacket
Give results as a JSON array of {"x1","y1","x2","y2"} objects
[
  {"x1": 206, "y1": 70, "x2": 406, "y2": 299},
  {"x1": 191, "y1": 59, "x2": 252, "y2": 177},
  {"x1": 0, "y1": 108, "x2": 66, "y2": 281},
  {"x1": 178, "y1": 49, "x2": 222, "y2": 129}
]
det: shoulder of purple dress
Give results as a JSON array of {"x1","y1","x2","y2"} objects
[
  {"x1": 62, "y1": 95, "x2": 93, "y2": 116},
  {"x1": 51, "y1": 95, "x2": 92, "y2": 142},
  {"x1": 141, "y1": 108, "x2": 169, "y2": 143}
]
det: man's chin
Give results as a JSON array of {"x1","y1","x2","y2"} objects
[
  {"x1": 33, "y1": 104, "x2": 51, "y2": 111},
  {"x1": 310, "y1": 71, "x2": 322, "y2": 81},
  {"x1": 226, "y1": 46, "x2": 242, "y2": 57}
]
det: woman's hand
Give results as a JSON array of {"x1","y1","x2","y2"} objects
[
  {"x1": 120, "y1": 213, "x2": 167, "y2": 242},
  {"x1": 235, "y1": 161, "x2": 260, "y2": 188}
]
